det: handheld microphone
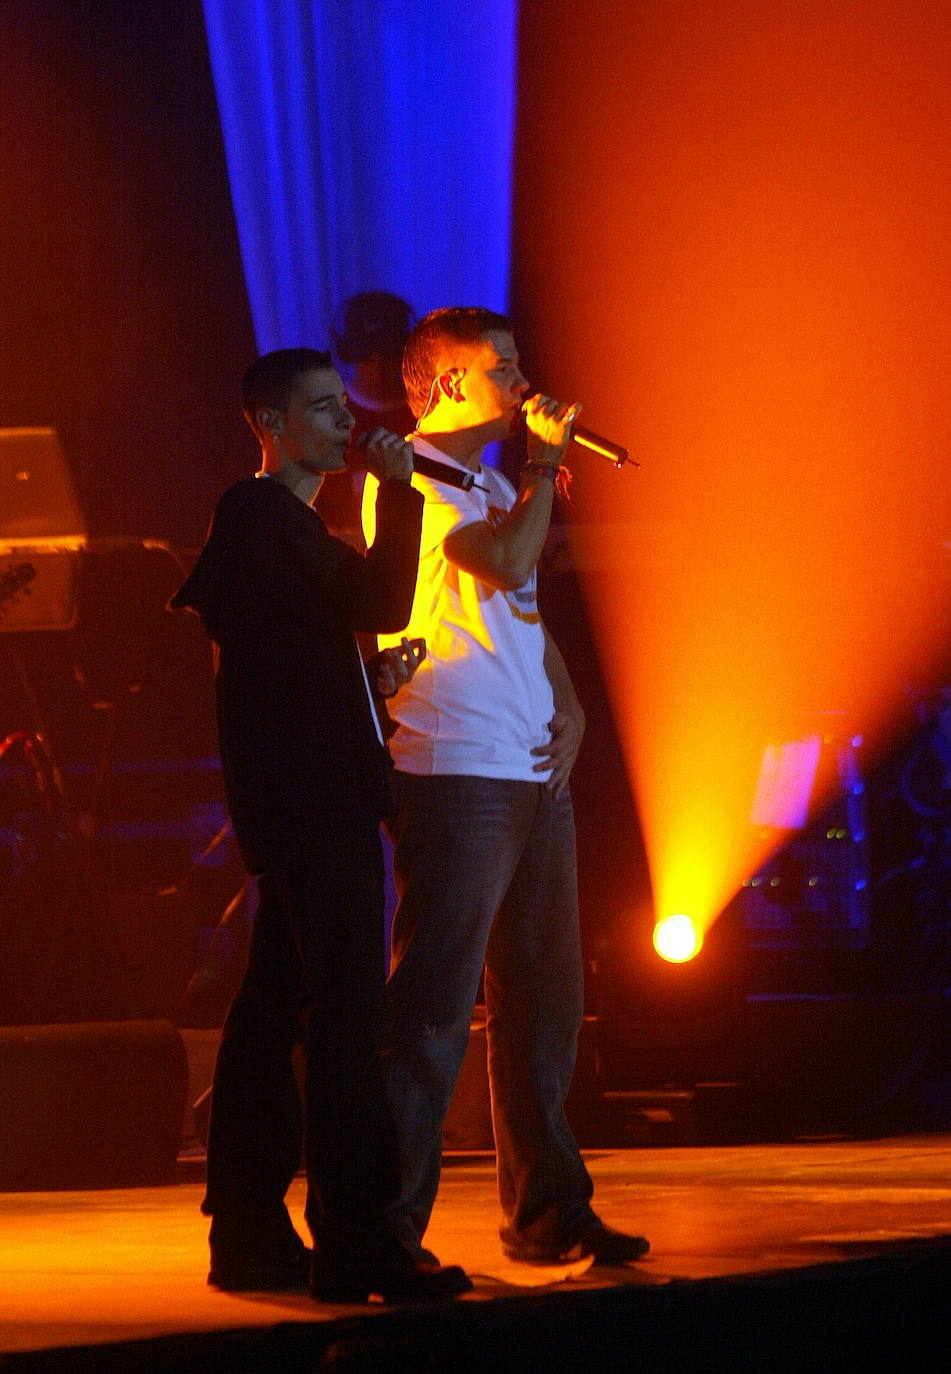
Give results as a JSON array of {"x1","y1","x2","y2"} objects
[
  {"x1": 355, "y1": 433, "x2": 486, "y2": 492},
  {"x1": 521, "y1": 405, "x2": 639, "y2": 468},
  {"x1": 569, "y1": 425, "x2": 639, "y2": 468}
]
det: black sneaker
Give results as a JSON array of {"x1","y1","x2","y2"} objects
[
  {"x1": 309, "y1": 1249, "x2": 472, "y2": 1304},
  {"x1": 208, "y1": 1249, "x2": 311, "y2": 1292}
]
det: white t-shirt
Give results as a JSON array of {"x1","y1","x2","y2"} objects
[{"x1": 362, "y1": 437, "x2": 553, "y2": 781}]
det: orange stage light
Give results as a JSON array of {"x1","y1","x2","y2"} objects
[
  {"x1": 653, "y1": 914, "x2": 704, "y2": 964},
  {"x1": 515, "y1": 1, "x2": 950, "y2": 966}
]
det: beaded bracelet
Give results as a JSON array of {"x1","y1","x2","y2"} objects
[
  {"x1": 522, "y1": 460, "x2": 558, "y2": 484},
  {"x1": 522, "y1": 460, "x2": 573, "y2": 501}
]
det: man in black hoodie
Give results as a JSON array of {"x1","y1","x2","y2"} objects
[{"x1": 171, "y1": 348, "x2": 470, "y2": 1304}]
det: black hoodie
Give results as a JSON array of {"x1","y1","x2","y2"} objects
[{"x1": 169, "y1": 474, "x2": 422, "y2": 873}]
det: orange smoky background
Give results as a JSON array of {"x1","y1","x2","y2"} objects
[{"x1": 514, "y1": 1, "x2": 950, "y2": 944}]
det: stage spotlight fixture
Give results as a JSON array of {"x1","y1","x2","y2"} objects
[{"x1": 653, "y1": 913, "x2": 703, "y2": 963}]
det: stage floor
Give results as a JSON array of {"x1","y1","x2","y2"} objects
[{"x1": 2, "y1": 1133, "x2": 950, "y2": 1366}]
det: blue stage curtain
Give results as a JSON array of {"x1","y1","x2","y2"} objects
[{"x1": 201, "y1": 0, "x2": 517, "y2": 353}]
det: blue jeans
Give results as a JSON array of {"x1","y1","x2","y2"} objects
[{"x1": 385, "y1": 773, "x2": 596, "y2": 1257}]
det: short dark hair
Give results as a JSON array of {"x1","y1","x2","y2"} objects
[
  {"x1": 241, "y1": 348, "x2": 333, "y2": 437},
  {"x1": 402, "y1": 307, "x2": 513, "y2": 419}
]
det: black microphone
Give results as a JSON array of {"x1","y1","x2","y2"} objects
[
  {"x1": 355, "y1": 433, "x2": 485, "y2": 492},
  {"x1": 569, "y1": 425, "x2": 639, "y2": 468}
]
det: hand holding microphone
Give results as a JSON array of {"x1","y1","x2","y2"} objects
[
  {"x1": 357, "y1": 426, "x2": 415, "y2": 482},
  {"x1": 356, "y1": 407, "x2": 638, "y2": 497},
  {"x1": 521, "y1": 396, "x2": 638, "y2": 470},
  {"x1": 356, "y1": 431, "x2": 485, "y2": 491},
  {"x1": 522, "y1": 395, "x2": 582, "y2": 468}
]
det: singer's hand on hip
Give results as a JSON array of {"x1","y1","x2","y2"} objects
[
  {"x1": 531, "y1": 708, "x2": 583, "y2": 796},
  {"x1": 361, "y1": 427, "x2": 415, "y2": 482},
  {"x1": 522, "y1": 395, "x2": 582, "y2": 466}
]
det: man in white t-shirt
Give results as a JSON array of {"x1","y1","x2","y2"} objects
[{"x1": 362, "y1": 307, "x2": 649, "y2": 1266}]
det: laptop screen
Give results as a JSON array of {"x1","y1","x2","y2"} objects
[{"x1": 0, "y1": 427, "x2": 87, "y2": 548}]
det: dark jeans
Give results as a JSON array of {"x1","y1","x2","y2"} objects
[
  {"x1": 202, "y1": 826, "x2": 401, "y2": 1258},
  {"x1": 385, "y1": 773, "x2": 595, "y2": 1257}
]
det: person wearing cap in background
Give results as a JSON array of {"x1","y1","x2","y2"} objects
[{"x1": 316, "y1": 291, "x2": 417, "y2": 549}]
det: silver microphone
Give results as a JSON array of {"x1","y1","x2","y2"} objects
[{"x1": 569, "y1": 425, "x2": 639, "y2": 469}]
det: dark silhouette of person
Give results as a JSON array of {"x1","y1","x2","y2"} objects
[
  {"x1": 315, "y1": 292, "x2": 417, "y2": 548},
  {"x1": 170, "y1": 347, "x2": 470, "y2": 1304}
]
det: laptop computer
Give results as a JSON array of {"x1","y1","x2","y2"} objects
[
  {"x1": 0, "y1": 428, "x2": 86, "y2": 630},
  {"x1": 0, "y1": 427, "x2": 87, "y2": 548}
]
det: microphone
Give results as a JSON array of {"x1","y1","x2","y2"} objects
[
  {"x1": 520, "y1": 405, "x2": 639, "y2": 468},
  {"x1": 569, "y1": 425, "x2": 639, "y2": 468},
  {"x1": 355, "y1": 433, "x2": 486, "y2": 492}
]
